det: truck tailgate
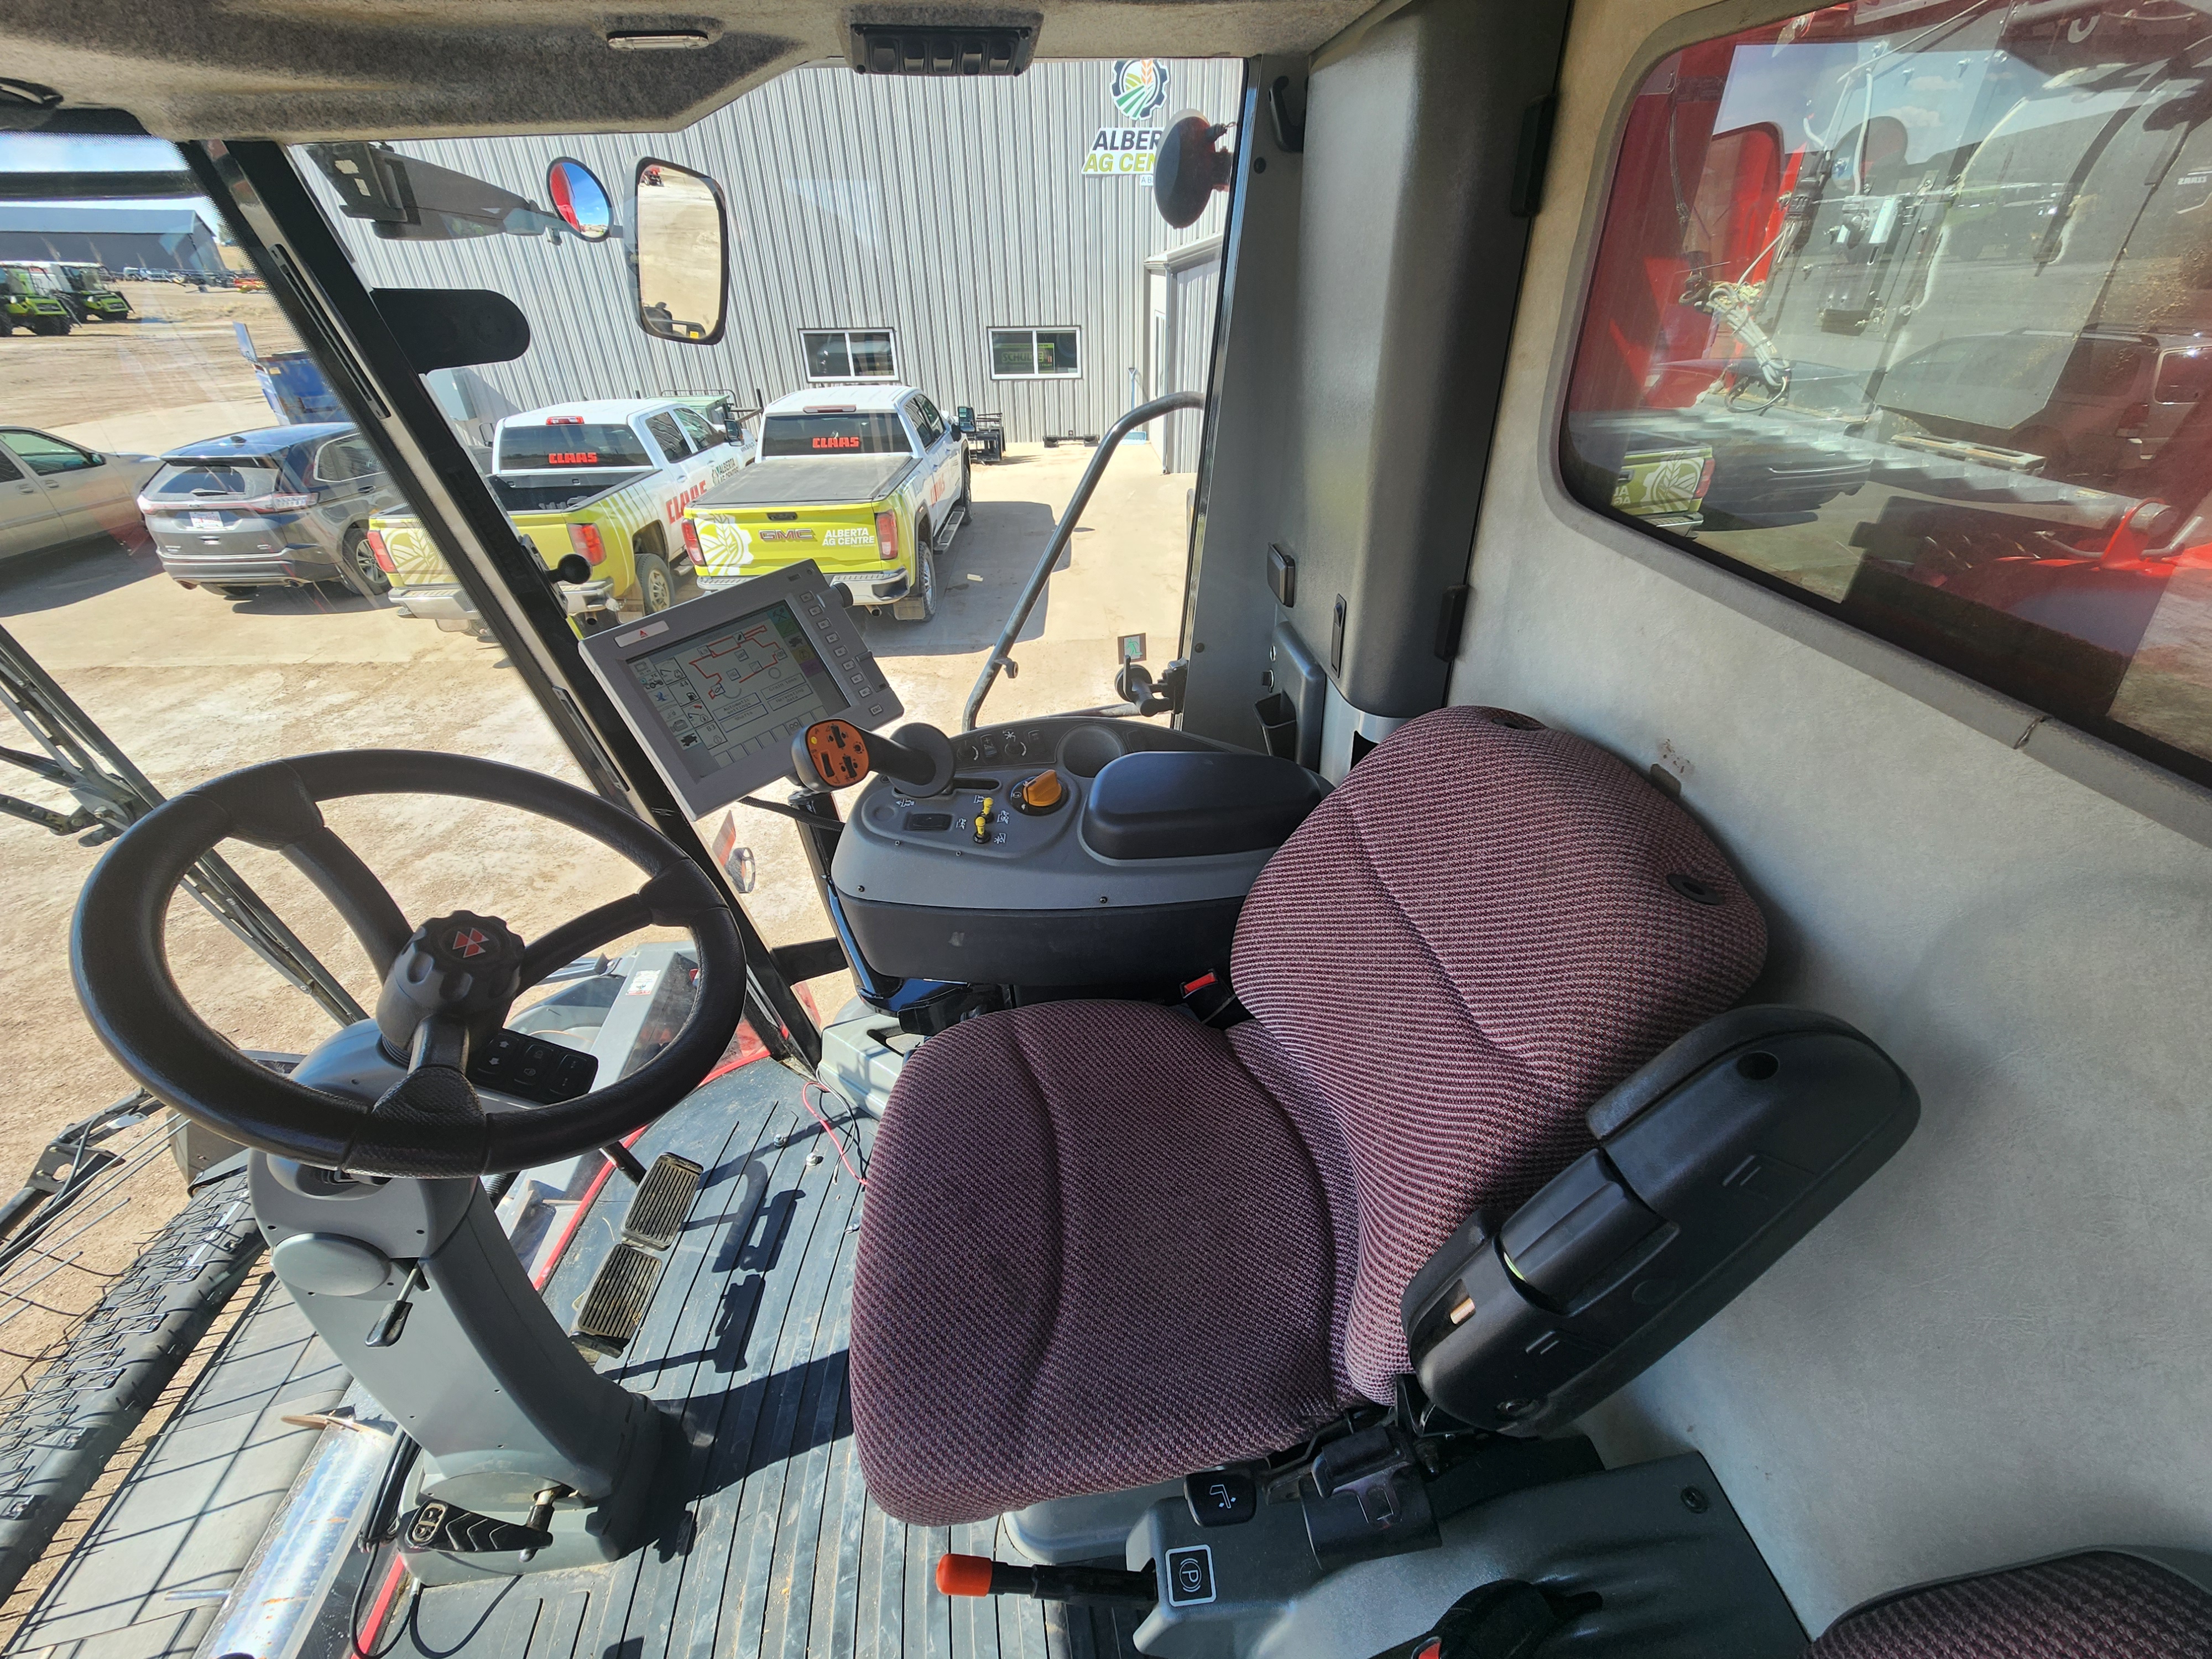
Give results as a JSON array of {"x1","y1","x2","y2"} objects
[{"x1": 373, "y1": 514, "x2": 453, "y2": 587}]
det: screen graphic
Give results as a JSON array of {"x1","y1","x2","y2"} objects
[{"x1": 627, "y1": 599, "x2": 848, "y2": 781}]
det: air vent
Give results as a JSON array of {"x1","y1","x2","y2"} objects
[{"x1": 847, "y1": 21, "x2": 1038, "y2": 76}]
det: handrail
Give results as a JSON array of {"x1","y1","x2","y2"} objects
[{"x1": 962, "y1": 389, "x2": 1204, "y2": 732}]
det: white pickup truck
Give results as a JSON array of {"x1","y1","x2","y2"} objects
[
  {"x1": 681, "y1": 384, "x2": 968, "y2": 622},
  {"x1": 371, "y1": 396, "x2": 754, "y2": 634}
]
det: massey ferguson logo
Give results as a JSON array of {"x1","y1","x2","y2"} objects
[{"x1": 451, "y1": 928, "x2": 489, "y2": 958}]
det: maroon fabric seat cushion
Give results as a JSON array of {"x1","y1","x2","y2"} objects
[
  {"x1": 1807, "y1": 1552, "x2": 2212, "y2": 1657},
  {"x1": 851, "y1": 1000, "x2": 1364, "y2": 1527},
  {"x1": 1229, "y1": 706, "x2": 1768, "y2": 1398}
]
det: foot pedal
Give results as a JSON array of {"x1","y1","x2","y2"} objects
[
  {"x1": 571, "y1": 1241, "x2": 664, "y2": 1358},
  {"x1": 404, "y1": 1499, "x2": 552, "y2": 1555},
  {"x1": 622, "y1": 1154, "x2": 702, "y2": 1250}
]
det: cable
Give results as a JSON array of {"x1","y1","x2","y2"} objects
[{"x1": 799, "y1": 1082, "x2": 867, "y2": 1186}]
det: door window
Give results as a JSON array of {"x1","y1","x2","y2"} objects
[
  {"x1": 1, "y1": 430, "x2": 98, "y2": 475},
  {"x1": 0, "y1": 449, "x2": 23, "y2": 483},
  {"x1": 672, "y1": 407, "x2": 719, "y2": 451},
  {"x1": 643, "y1": 411, "x2": 691, "y2": 462},
  {"x1": 911, "y1": 396, "x2": 946, "y2": 446},
  {"x1": 1564, "y1": 5, "x2": 2212, "y2": 790}
]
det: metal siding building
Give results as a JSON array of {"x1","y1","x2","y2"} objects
[
  {"x1": 0, "y1": 204, "x2": 225, "y2": 275},
  {"x1": 317, "y1": 59, "x2": 1238, "y2": 452}
]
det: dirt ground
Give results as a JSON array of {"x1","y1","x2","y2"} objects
[{"x1": 0, "y1": 296, "x2": 1192, "y2": 1410}]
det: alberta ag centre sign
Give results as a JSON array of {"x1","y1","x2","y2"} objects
[{"x1": 1083, "y1": 59, "x2": 1171, "y2": 179}]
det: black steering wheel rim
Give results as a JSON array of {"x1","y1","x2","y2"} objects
[{"x1": 72, "y1": 750, "x2": 746, "y2": 1178}]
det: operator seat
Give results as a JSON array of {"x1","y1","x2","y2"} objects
[
  {"x1": 850, "y1": 705, "x2": 1768, "y2": 1525},
  {"x1": 1806, "y1": 1550, "x2": 2212, "y2": 1656}
]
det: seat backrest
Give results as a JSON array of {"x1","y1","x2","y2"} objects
[
  {"x1": 1807, "y1": 1551, "x2": 2212, "y2": 1657},
  {"x1": 1228, "y1": 705, "x2": 1767, "y2": 1400}
]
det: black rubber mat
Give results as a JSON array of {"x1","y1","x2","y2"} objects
[{"x1": 383, "y1": 1059, "x2": 1141, "y2": 1659}]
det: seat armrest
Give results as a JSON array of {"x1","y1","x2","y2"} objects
[{"x1": 1402, "y1": 1005, "x2": 1918, "y2": 1434}]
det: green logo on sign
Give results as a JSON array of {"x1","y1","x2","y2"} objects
[{"x1": 1112, "y1": 59, "x2": 1169, "y2": 121}]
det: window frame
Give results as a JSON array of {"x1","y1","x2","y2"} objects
[
  {"x1": 310, "y1": 435, "x2": 380, "y2": 483},
  {"x1": 1540, "y1": 0, "x2": 2212, "y2": 838},
  {"x1": 801, "y1": 328, "x2": 898, "y2": 383},
  {"x1": 988, "y1": 326, "x2": 1082, "y2": 380}
]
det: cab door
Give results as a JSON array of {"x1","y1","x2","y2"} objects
[
  {"x1": 0, "y1": 445, "x2": 64, "y2": 560},
  {"x1": 905, "y1": 393, "x2": 961, "y2": 525}
]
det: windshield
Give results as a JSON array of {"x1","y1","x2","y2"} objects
[
  {"x1": 760, "y1": 412, "x2": 909, "y2": 456},
  {"x1": 495, "y1": 421, "x2": 654, "y2": 470},
  {"x1": 282, "y1": 54, "x2": 1237, "y2": 980}
]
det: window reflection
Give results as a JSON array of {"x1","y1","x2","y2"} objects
[{"x1": 1565, "y1": 0, "x2": 2212, "y2": 780}]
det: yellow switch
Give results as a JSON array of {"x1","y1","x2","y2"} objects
[{"x1": 972, "y1": 796, "x2": 995, "y2": 843}]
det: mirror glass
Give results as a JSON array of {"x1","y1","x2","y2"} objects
[
  {"x1": 546, "y1": 158, "x2": 612, "y2": 241},
  {"x1": 633, "y1": 159, "x2": 727, "y2": 345}
]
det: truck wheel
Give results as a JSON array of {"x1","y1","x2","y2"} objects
[
  {"x1": 635, "y1": 552, "x2": 676, "y2": 614},
  {"x1": 338, "y1": 526, "x2": 389, "y2": 598},
  {"x1": 891, "y1": 544, "x2": 937, "y2": 623}
]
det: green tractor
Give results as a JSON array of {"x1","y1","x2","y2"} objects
[
  {"x1": 45, "y1": 262, "x2": 132, "y2": 322},
  {"x1": 0, "y1": 265, "x2": 72, "y2": 335}
]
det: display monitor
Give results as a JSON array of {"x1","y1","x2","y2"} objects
[{"x1": 578, "y1": 560, "x2": 902, "y2": 817}]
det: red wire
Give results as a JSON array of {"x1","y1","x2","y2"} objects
[{"x1": 800, "y1": 1082, "x2": 866, "y2": 1187}]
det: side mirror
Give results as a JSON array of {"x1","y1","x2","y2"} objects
[
  {"x1": 632, "y1": 158, "x2": 729, "y2": 346},
  {"x1": 546, "y1": 158, "x2": 612, "y2": 242}
]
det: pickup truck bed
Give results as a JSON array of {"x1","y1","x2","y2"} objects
[
  {"x1": 692, "y1": 453, "x2": 916, "y2": 508},
  {"x1": 489, "y1": 473, "x2": 648, "y2": 515}
]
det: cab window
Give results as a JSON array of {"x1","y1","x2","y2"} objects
[
  {"x1": 1566, "y1": 4, "x2": 2212, "y2": 787},
  {"x1": 911, "y1": 397, "x2": 945, "y2": 446},
  {"x1": 495, "y1": 422, "x2": 653, "y2": 471},
  {"x1": 643, "y1": 410, "x2": 691, "y2": 462},
  {"x1": 760, "y1": 412, "x2": 910, "y2": 456}
]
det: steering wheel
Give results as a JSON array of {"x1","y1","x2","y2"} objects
[{"x1": 71, "y1": 751, "x2": 745, "y2": 1178}]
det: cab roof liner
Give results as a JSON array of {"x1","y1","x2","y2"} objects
[{"x1": 0, "y1": 0, "x2": 1369, "y2": 141}]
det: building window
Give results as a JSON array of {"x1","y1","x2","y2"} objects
[
  {"x1": 990, "y1": 328, "x2": 1080, "y2": 379},
  {"x1": 1562, "y1": 4, "x2": 2212, "y2": 792},
  {"x1": 804, "y1": 330, "x2": 896, "y2": 381}
]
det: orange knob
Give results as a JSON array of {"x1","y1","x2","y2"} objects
[{"x1": 1015, "y1": 769, "x2": 1065, "y2": 813}]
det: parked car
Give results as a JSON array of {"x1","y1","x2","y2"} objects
[
  {"x1": 374, "y1": 395, "x2": 753, "y2": 635},
  {"x1": 137, "y1": 424, "x2": 405, "y2": 598},
  {"x1": 0, "y1": 427, "x2": 159, "y2": 560},
  {"x1": 683, "y1": 383, "x2": 969, "y2": 622}
]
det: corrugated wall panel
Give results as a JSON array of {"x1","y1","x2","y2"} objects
[
  {"x1": 312, "y1": 59, "x2": 1240, "y2": 451},
  {"x1": 1163, "y1": 258, "x2": 1223, "y2": 470}
]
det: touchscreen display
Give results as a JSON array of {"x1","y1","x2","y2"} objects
[{"x1": 625, "y1": 599, "x2": 848, "y2": 782}]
